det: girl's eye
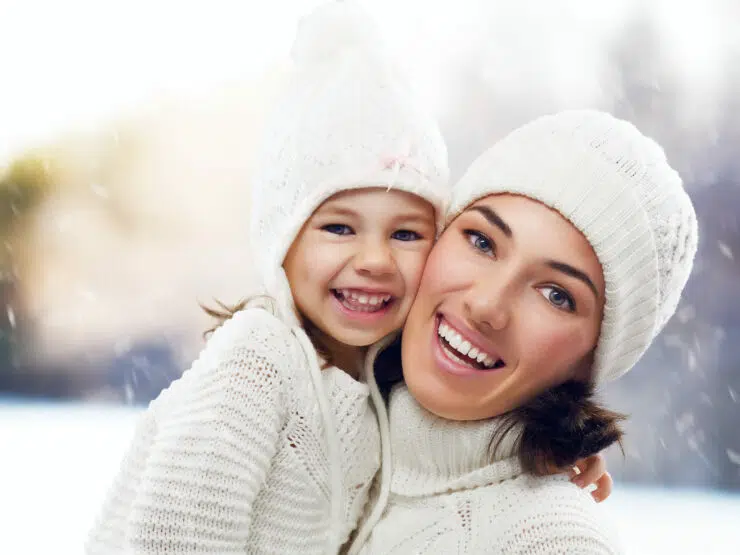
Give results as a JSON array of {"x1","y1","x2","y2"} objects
[
  {"x1": 392, "y1": 229, "x2": 422, "y2": 242},
  {"x1": 464, "y1": 230, "x2": 495, "y2": 256},
  {"x1": 322, "y1": 224, "x2": 353, "y2": 236},
  {"x1": 538, "y1": 286, "x2": 576, "y2": 312}
]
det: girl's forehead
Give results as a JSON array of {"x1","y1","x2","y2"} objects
[{"x1": 318, "y1": 187, "x2": 436, "y2": 216}]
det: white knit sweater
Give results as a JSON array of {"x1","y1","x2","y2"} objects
[
  {"x1": 351, "y1": 385, "x2": 623, "y2": 555},
  {"x1": 86, "y1": 307, "x2": 381, "y2": 554}
]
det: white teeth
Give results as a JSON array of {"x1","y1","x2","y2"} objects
[
  {"x1": 459, "y1": 340, "x2": 471, "y2": 356},
  {"x1": 437, "y1": 319, "x2": 500, "y2": 367},
  {"x1": 441, "y1": 342, "x2": 468, "y2": 366},
  {"x1": 336, "y1": 289, "x2": 392, "y2": 312}
]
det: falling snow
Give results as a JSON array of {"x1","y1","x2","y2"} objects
[
  {"x1": 90, "y1": 182, "x2": 109, "y2": 199},
  {"x1": 676, "y1": 305, "x2": 696, "y2": 324},
  {"x1": 718, "y1": 241, "x2": 733, "y2": 260},
  {"x1": 6, "y1": 305, "x2": 15, "y2": 328}
]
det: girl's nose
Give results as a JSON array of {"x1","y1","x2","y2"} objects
[{"x1": 353, "y1": 238, "x2": 395, "y2": 277}]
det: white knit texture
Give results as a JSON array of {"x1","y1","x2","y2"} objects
[
  {"x1": 448, "y1": 110, "x2": 698, "y2": 383},
  {"x1": 86, "y1": 308, "x2": 381, "y2": 554},
  {"x1": 353, "y1": 386, "x2": 622, "y2": 554},
  {"x1": 249, "y1": 0, "x2": 450, "y2": 323}
]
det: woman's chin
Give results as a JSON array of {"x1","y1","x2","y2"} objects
[{"x1": 404, "y1": 370, "x2": 481, "y2": 421}]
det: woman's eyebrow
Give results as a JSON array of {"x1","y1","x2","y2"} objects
[
  {"x1": 546, "y1": 260, "x2": 599, "y2": 299},
  {"x1": 469, "y1": 206, "x2": 512, "y2": 237}
]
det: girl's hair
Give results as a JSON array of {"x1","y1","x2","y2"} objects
[
  {"x1": 200, "y1": 297, "x2": 336, "y2": 368},
  {"x1": 374, "y1": 338, "x2": 625, "y2": 475}
]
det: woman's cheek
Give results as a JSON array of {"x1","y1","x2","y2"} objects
[{"x1": 528, "y1": 324, "x2": 588, "y2": 381}]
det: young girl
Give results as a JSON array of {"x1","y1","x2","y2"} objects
[
  {"x1": 86, "y1": 3, "x2": 449, "y2": 554},
  {"x1": 348, "y1": 110, "x2": 698, "y2": 554}
]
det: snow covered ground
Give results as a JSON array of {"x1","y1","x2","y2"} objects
[{"x1": 2, "y1": 400, "x2": 738, "y2": 554}]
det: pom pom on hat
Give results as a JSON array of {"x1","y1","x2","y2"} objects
[{"x1": 291, "y1": 1, "x2": 385, "y2": 67}]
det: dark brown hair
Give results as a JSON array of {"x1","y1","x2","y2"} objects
[
  {"x1": 200, "y1": 296, "x2": 335, "y2": 368},
  {"x1": 489, "y1": 379, "x2": 625, "y2": 475},
  {"x1": 373, "y1": 338, "x2": 625, "y2": 475}
]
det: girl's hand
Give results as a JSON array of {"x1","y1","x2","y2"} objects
[{"x1": 569, "y1": 453, "x2": 612, "y2": 503}]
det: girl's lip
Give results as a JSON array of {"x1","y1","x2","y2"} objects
[
  {"x1": 331, "y1": 292, "x2": 395, "y2": 323},
  {"x1": 333, "y1": 287, "x2": 395, "y2": 296}
]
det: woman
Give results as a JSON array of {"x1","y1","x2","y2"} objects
[{"x1": 348, "y1": 110, "x2": 698, "y2": 554}]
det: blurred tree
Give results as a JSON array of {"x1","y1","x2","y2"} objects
[{"x1": 0, "y1": 155, "x2": 52, "y2": 387}]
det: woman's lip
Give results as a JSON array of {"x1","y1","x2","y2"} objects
[
  {"x1": 431, "y1": 318, "x2": 489, "y2": 378},
  {"x1": 438, "y1": 312, "x2": 502, "y2": 362}
]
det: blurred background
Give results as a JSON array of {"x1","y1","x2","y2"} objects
[{"x1": 1, "y1": 0, "x2": 738, "y2": 553}]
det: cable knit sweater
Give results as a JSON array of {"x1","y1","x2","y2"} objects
[
  {"x1": 86, "y1": 307, "x2": 381, "y2": 554},
  {"x1": 351, "y1": 385, "x2": 623, "y2": 555}
]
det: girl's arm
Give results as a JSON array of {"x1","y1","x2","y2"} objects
[
  {"x1": 85, "y1": 409, "x2": 159, "y2": 552},
  {"x1": 86, "y1": 310, "x2": 293, "y2": 554}
]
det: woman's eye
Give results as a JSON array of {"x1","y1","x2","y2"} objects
[
  {"x1": 464, "y1": 230, "x2": 495, "y2": 255},
  {"x1": 322, "y1": 224, "x2": 353, "y2": 235},
  {"x1": 392, "y1": 229, "x2": 422, "y2": 242},
  {"x1": 539, "y1": 286, "x2": 576, "y2": 312}
]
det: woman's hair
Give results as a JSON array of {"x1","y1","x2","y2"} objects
[
  {"x1": 489, "y1": 380, "x2": 625, "y2": 475},
  {"x1": 374, "y1": 338, "x2": 625, "y2": 475},
  {"x1": 200, "y1": 297, "x2": 335, "y2": 368}
]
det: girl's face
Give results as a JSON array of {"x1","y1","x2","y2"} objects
[
  {"x1": 284, "y1": 188, "x2": 436, "y2": 363},
  {"x1": 401, "y1": 194, "x2": 605, "y2": 421}
]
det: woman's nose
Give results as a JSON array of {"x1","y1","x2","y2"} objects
[{"x1": 463, "y1": 275, "x2": 512, "y2": 332}]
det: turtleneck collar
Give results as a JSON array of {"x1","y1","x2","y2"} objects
[{"x1": 388, "y1": 385, "x2": 523, "y2": 497}]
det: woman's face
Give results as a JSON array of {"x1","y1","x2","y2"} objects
[{"x1": 401, "y1": 194, "x2": 605, "y2": 421}]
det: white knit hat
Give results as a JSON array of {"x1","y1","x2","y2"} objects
[
  {"x1": 249, "y1": 1, "x2": 450, "y2": 325},
  {"x1": 448, "y1": 110, "x2": 698, "y2": 384}
]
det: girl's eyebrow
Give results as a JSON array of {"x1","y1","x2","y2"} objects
[
  {"x1": 392, "y1": 212, "x2": 435, "y2": 226},
  {"x1": 546, "y1": 260, "x2": 599, "y2": 299},
  {"x1": 316, "y1": 204, "x2": 357, "y2": 218},
  {"x1": 469, "y1": 206, "x2": 512, "y2": 237}
]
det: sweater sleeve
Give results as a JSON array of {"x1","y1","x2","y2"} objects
[
  {"x1": 85, "y1": 409, "x2": 159, "y2": 553},
  {"x1": 492, "y1": 477, "x2": 623, "y2": 555},
  {"x1": 86, "y1": 309, "x2": 296, "y2": 554}
]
